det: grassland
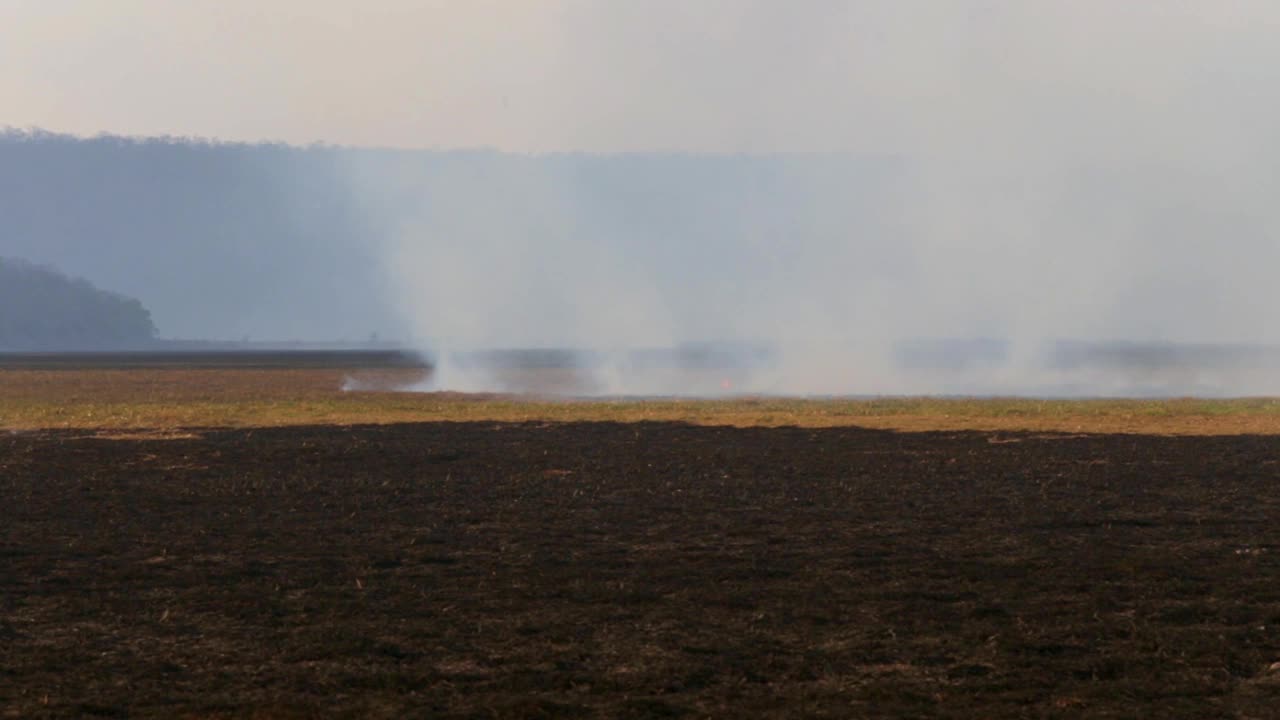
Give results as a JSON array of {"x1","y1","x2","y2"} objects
[{"x1": 4, "y1": 367, "x2": 1280, "y2": 435}]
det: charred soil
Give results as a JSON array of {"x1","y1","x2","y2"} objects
[{"x1": 4, "y1": 422, "x2": 1280, "y2": 718}]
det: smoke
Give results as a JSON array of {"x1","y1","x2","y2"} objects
[{"x1": 340, "y1": 2, "x2": 1280, "y2": 397}]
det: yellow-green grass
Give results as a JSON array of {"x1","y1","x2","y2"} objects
[{"x1": 4, "y1": 368, "x2": 1280, "y2": 435}]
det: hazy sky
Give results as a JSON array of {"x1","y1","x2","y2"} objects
[
  {"x1": 7, "y1": 1, "x2": 1280, "y2": 394},
  {"x1": 6, "y1": 1, "x2": 1277, "y2": 152}
]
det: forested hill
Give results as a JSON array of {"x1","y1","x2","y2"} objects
[
  {"x1": 0, "y1": 129, "x2": 905, "y2": 343},
  {"x1": 0, "y1": 130, "x2": 382, "y2": 342},
  {"x1": 0, "y1": 257, "x2": 156, "y2": 350}
]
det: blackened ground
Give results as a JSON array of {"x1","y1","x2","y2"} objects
[{"x1": 3, "y1": 423, "x2": 1280, "y2": 718}]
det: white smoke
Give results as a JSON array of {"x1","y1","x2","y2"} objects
[{"x1": 341, "y1": 2, "x2": 1280, "y2": 397}]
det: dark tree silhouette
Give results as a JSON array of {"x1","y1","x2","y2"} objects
[{"x1": 0, "y1": 257, "x2": 156, "y2": 349}]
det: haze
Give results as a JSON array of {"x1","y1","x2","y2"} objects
[{"x1": 5, "y1": 1, "x2": 1280, "y2": 394}]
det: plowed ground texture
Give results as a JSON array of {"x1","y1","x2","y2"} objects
[{"x1": 4, "y1": 422, "x2": 1280, "y2": 718}]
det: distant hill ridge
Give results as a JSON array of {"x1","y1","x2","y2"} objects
[
  {"x1": 0, "y1": 257, "x2": 156, "y2": 350},
  {"x1": 0, "y1": 128, "x2": 905, "y2": 343}
]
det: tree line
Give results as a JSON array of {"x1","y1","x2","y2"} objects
[{"x1": 0, "y1": 257, "x2": 156, "y2": 349}]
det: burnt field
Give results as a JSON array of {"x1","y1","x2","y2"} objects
[{"x1": 4, "y1": 421, "x2": 1280, "y2": 718}]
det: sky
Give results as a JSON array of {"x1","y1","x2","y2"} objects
[
  {"x1": 6, "y1": 1, "x2": 1277, "y2": 153},
  {"x1": 6, "y1": 1, "x2": 1280, "y2": 394}
]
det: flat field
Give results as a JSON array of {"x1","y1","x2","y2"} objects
[
  {"x1": 6, "y1": 366, "x2": 1280, "y2": 435},
  {"x1": 5, "y1": 365, "x2": 1280, "y2": 718}
]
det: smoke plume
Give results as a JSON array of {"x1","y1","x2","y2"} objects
[{"x1": 339, "y1": 2, "x2": 1280, "y2": 396}]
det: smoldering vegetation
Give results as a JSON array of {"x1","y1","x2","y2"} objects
[{"x1": 406, "y1": 341, "x2": 1280, "y2": 399}]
